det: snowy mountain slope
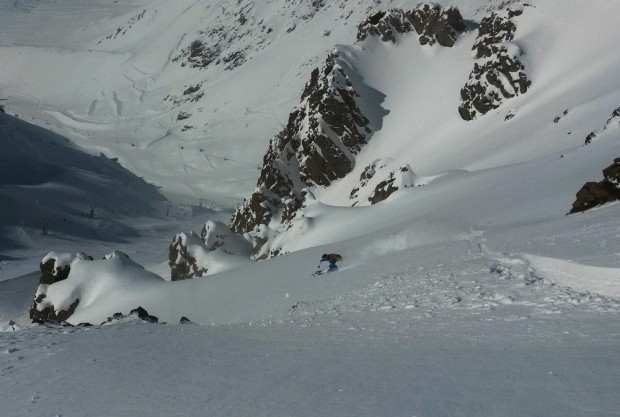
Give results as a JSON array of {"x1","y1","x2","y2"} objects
[
  {"x1": 0, "y1": 0, "x2": 618, "y2": 331},
  {"x1": 0, "y1": 1, "x2": 620, "y2": 416},
  {"x1": 0, "y1": 112, "x2": 165, "y2": 250},
  {"x1": 222, "y1": 0, "x2": 620, "y2": 259},
  {"x1": 0, "y1": 0, "x2": 461, "y2": 203}
]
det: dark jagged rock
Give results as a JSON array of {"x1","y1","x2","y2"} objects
[
  {"x1": 130, "y1": 306, "x2": 159, "y2": 323},
  {"x1": 179, "y1": 316, "x2": 196, "y2": 325},
  {"x1": 459, "y1": 9, "x2": 531, "y2": 120},
  {"x1": 408, "y1": 4, "x2": 466, "y2": 47},
  {"x1": 569, "y1": 158, "x2": 620, "y2": 214},
  {"x1": 357, "y1": 4, "x2": 465, "y2": 47},
  {"x1": 357, "y1": 10, "x2": 412, "y2": 43},
  {"x1": 230, "y1": 51, "x2": 379, "y2": 259},
  {"x1": 102, "y1": 307, "x2": 159, "y2": 324}
]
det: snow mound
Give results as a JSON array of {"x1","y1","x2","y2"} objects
[{"x1": 30, "y1": 251, "x2": 165, "y2": 324}]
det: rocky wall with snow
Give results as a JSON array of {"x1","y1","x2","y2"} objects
[
  {"x1": 458, "y1": 8, "x2": 530, "y2": 120},
  {"x1": 169, "y1": 220, "x2": 251, "y2": 280},
  {"x1": 229, "y1": 50, "x2": 376, "y2": 259},
  {"x1": 356, "y1": 4, "x2": 465, "y2": 47}
]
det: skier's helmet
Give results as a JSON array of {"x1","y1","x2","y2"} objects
[{"x1": 321, "y1": 253, "x2": 328, "y2": 261}]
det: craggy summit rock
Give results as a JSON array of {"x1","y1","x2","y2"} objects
[{"x1": 357, "y1": 4, "x2": 466, "y2": 47}]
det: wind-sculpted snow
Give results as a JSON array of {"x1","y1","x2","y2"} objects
[
  {"x1": 459, "y1": 8, "x2": 531, "y2": 120},
  {"x1": 30, "y1": 251, "x2": 165, "y2": 324}
]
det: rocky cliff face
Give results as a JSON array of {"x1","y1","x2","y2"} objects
[
  {"x1": 458, "y1": 8, "x2": 531, "y2": 120},
  {"x1": 229, "y1": 50, "x2": 375, "y2": 259},
  {"x1": 227, "y1": 5, "x2": 466, "y2": 260}
]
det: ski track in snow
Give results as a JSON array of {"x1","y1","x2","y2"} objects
[{"x1": 285, "y1": 249, "x2": 620, "y2": 333}]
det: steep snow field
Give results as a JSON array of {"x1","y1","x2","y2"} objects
[{"x1": 1, "y1": 0, "x2": 620, "y2": 416}]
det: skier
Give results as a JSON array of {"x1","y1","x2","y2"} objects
[{"x1": 319, "y1": 253, "x2": 342, "y2": 272}]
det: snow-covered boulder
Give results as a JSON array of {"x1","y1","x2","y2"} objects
[
  {"x1": 30, "y1": 251, "x2": 165, "y2": 324},
  {"x1": 169, "y1": 225, "x2": 252, "y2": 280},
  {"x1": 569, "y1": 158, "x2": 620, "y2": 214},
  {"x1": 349, "y1": 161, "x2": 426, "y2": 206},
  {"x1": 200, "y1": 220, "x2": 252, "y2": 255},
  {"x1": 459, "y1": 8, "x2": 531, "y2": 120}
]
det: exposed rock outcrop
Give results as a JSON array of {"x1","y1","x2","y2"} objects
[
  {"x1": 585, "y1": 106, "x2": 620, "y2": 145},
  {"x1": 459, "y1": 8, "x2": 531, "y2": 120},
  {"x1": 229, "y1": 51, "x2": 379, "y2": 259},
  {"x1": 169, "y1": 220, "x2": 251, "y2": 280},
  {"x1": 569, "y1": 158, "x2": 620, "y2": 214},
  {"x1": 357, "y1": 4, "x2": 466, "y2": 47},
  {"x1": 102, "y1": 306, "x2": 159, "y2": 325},
  {"x1": 349, "y1": 161, "x2": 423, "y2": 206},
  {"x1": 30, "y1": 251, "x2": 164, "y2": 324}
]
